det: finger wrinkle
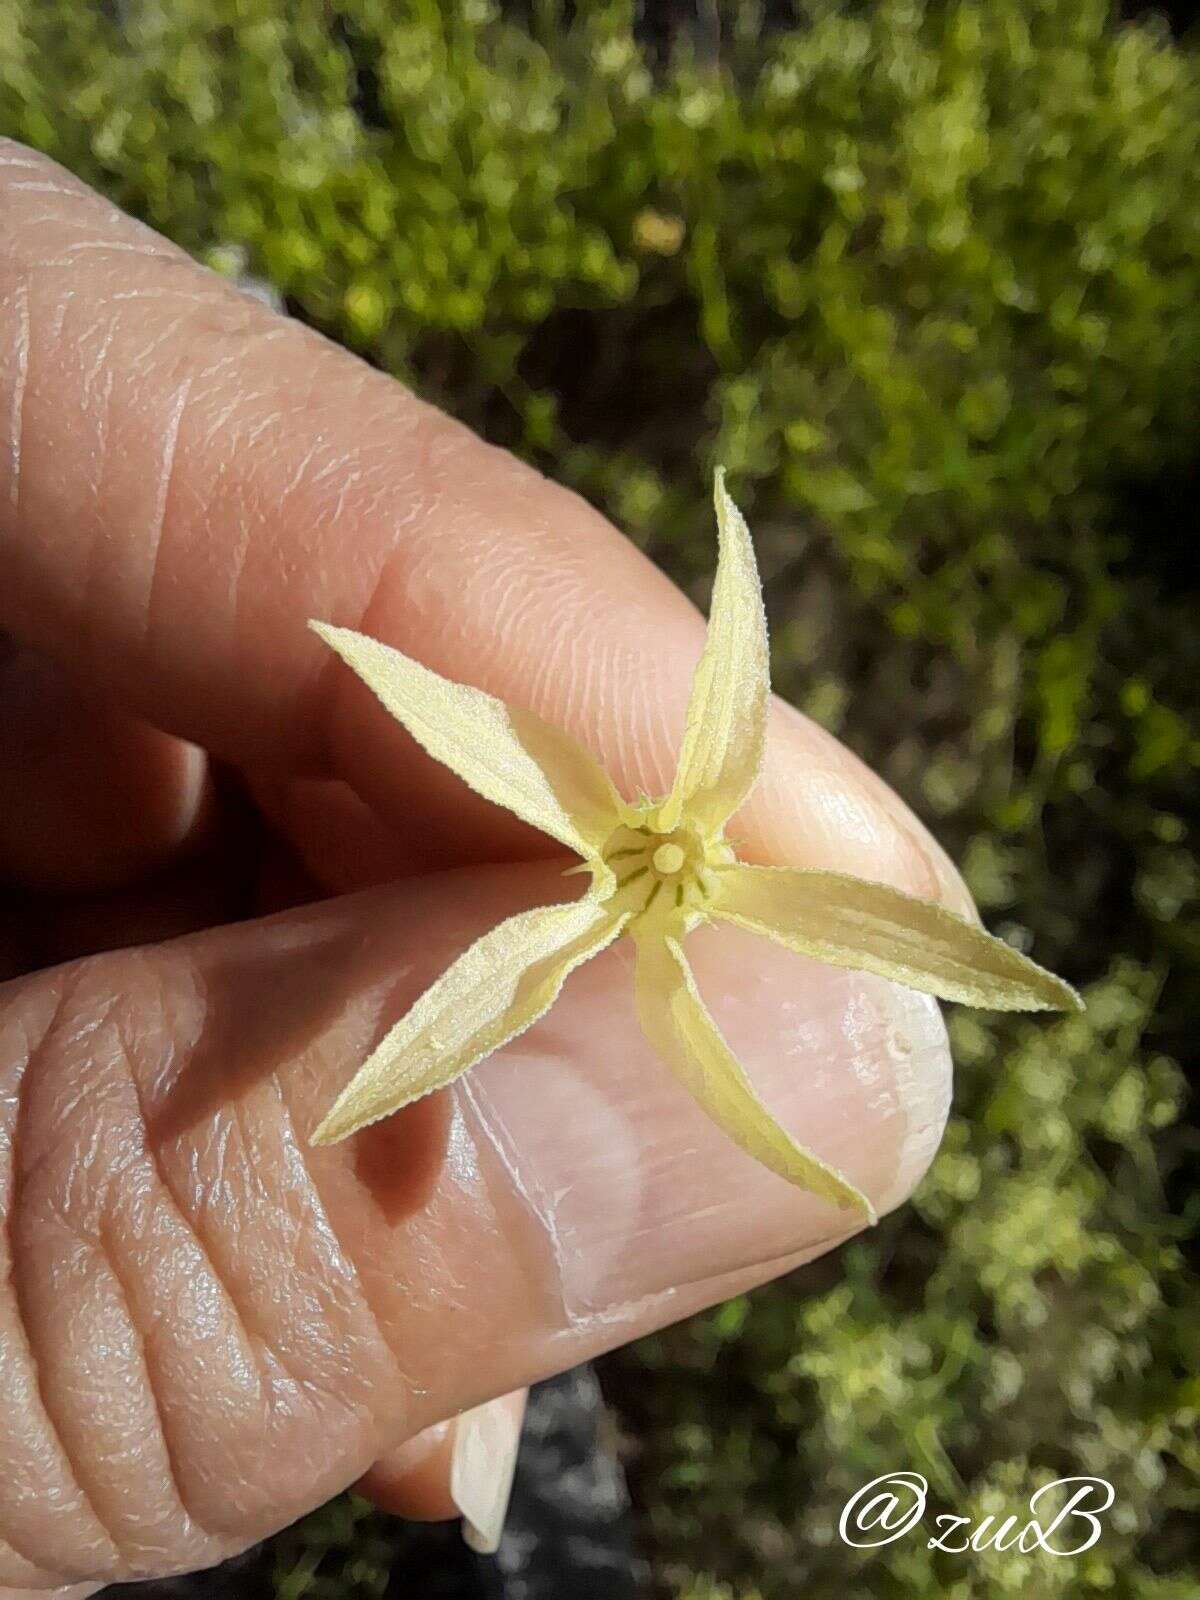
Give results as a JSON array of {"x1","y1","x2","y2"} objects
[
  {"x1": 237, "y1": 405, "x2": 292, "y2": 452},
  {"x1": 527, "y1": 569, "x2": 596, "y2": 721},
  {"x1": 44, "y1": 290, "x2": 74, "y2": 347},
  {"x1": 3, "y1": 975, "x2": 128, "y2": 1578},
  {"x1": 92, "y1": 1214, "x2": 221, "y2": 1552},
  {"x1": 107, "y1": 288, "x2": 227, "y2": 305},
  {"x1": 80, "y1": 324, "x2": 117, "y2": 410},
  {"x1": 0, "y1": 147, "x2": 46, "y2": 173},
  {"x1": 41, "y1": 238, "x2": 176, "y2": 264},
  {"x1": 2, "y1": 277, "x2": 29, "y2": 511},
  {"x1": 268, "y1": 1074, "x2": 415, "y2": 1407},
  {"x1": 312, "y1": 458, "x2": 365, "y2": 528},
  {"x1": 13, "y1": 975, "x2": 122, "y2": 1193},
  {"x1": 0, "y1": 1531, "x2": 65, "y2": 1591},
  {"x1": 9, "y1": 962, "x2": 277, "y2": 1562},
  {"x1": 317, "y1": 404, "x2": 457, "y2": 687},
  {"x1": 625, "y1": 649, "x2": 684, "y2": 799},
  {"x1": 2, "y1": 180, "x2": 85, "y2": 199},
  {"x1": 180, "y1": 1063, "x2": 341, "y2": 1420},
  {"x1": 34, "y1": 946, "x2": 392, "y2": 1546},
  {"x1": 134, "y1": 946, "x2": 406, "y2": 1456},
  {"x1": 139, "y1": 378, "x2": 193, "y2": 650},
  {"x1": 184, "y1": 319, "x2": 292, "y2": 392},
  {"x1": 278, "y1": 435, "x2": 333, "y2": 505},
  {"x1": 605, "y1": 639, "x2": 637, "y2": 794},
  {"x1": 110, "y1": 964, "x2": 279, "y2": 1472},
  {"x1": 215, "y1": 1096, "x2": 336, "y2": 1420},
  {"x1": 487, "y1": 550, "x2": 552, "y2": 682}
]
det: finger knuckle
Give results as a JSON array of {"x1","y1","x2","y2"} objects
[
  {"x1": 1, "y1": 959, "x2": 229, "y2": 1580},
  {"x1": 0, "y1": 942, "x2": 401, "y2": 1585}
]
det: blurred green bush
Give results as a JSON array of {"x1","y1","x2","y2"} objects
[{"x1": 3, "y1": 0, "x2": 1196, "y2": 1594}]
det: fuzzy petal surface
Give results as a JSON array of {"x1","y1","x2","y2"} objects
[
  {"x1": 656, "y1": 470, "x2": 769, "y2": 836},
  {"x1": 311, "y1": 622, "x2": 622, "y2": 862},
  {"x1": 633, "y1": 932, "x2": 874, "y2": 1217},
  {"x1": 712, "y1": 864, "x2": 1082, "y2": 1012},
  {"x1": 312, "y1": 899, "x2": 629, "y2": 1143}
]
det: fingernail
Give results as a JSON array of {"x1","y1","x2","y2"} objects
[
  {"x1": 451, "y1": 1392, "x2": 526, "y2": 1554},
  {"x1": 464, "y1": 922, "x2": 952, "y2": 1323}
]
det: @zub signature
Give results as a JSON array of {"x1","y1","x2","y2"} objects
[{"x1": 839, "y1": 1472, "x2": 1116, "y2": 1556}]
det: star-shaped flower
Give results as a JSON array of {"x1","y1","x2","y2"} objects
[{"x1": 308, "y1": 471, "x2": 1080, "y2": 1220}]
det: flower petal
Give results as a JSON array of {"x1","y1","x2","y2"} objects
[
  {"x1": 312, "y1": 900, "x2": 629, "y2": 1144},
  {"x1": 633, "y1": 932, "x2": 875, "y2": 1218},
  {"x1": 656, "y1": 470, "x2": 770, "y2": 837},
  {"x1": 712, "y1": 865, "x2": 1083, "y2": 1012},
  {"x1": 311, "y1": 622, "x2": 623, "y2": 865}
]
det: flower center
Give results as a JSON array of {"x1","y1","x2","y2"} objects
[
  {"x1": 652, "y1": 842, "x2": 685, "y2": 876},
  {"x1": 596, "y1": 817, "x2": 732, "y2": 925}
]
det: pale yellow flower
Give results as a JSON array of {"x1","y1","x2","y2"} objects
[{"x1": 308, "y1": 470, "x2": 1080, "y2": 1220}]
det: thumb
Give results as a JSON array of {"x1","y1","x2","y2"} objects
[{"x1": 0, "y1": 853, "x2": 949, "y2": 1590}]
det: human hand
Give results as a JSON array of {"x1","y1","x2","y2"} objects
[{"x1": 0, "y1": 139, "x2": 962, "y2": 1594}]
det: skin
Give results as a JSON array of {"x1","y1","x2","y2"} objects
[{"x1": 0, "y1": 139, "x2": 966, "y2": 1593}]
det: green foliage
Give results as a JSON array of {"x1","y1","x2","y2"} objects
[
  {"x1": 630, "y1": 967, "x2": 1197, "y2": 1596},
  {"x1": 3, "y1": 0, "x2": 1197, "y2": 1595},
  {"x1": 271, "y1": 1496, "x2": 391, "y2": 1600}
]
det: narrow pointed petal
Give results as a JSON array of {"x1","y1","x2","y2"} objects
[
  {"x1": 657, "y1": 470, "x2": 770, "y2": 836},
  {"x1": 311, "y1": 623, "x2": 623, "y2": 863},
  {"x1": 312, "y1": 900, "x2": 629, "y2": 1144},
  {"x1": 712, "y1": 865, "x2": 1083, "y2": 1013},
  {"x1": 633, "y1": 933, "x2": 875, "y2": 1218}
]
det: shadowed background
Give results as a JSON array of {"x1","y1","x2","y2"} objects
[{"x1": 1, "y1": 1, "x2": 1197, "y2": 1596}]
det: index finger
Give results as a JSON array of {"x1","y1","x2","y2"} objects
[{"x1": 0, "y1": 140, "x2": 972, "y2": 909}]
